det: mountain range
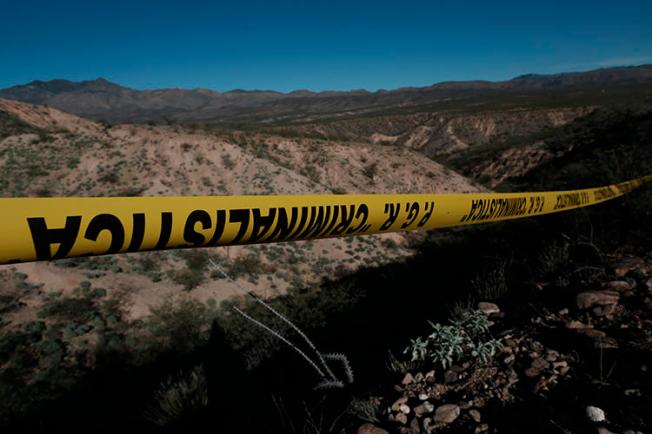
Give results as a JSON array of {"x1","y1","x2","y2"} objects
[{"x1": 1, "y1": 65, "x2": 652, "y2": 124}]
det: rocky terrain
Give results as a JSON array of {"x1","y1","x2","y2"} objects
[
  {"x1": 359, "y1": 254, "x2": 652, "y2": 434},
  {"x1": 1, "y1": 66, "x2": 652, "y2": 433}
]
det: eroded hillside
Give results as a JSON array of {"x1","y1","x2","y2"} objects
[{"x1": 0, "y1": 98, "x2": 481, "y2": 327}]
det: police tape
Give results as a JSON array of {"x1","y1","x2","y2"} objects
[{"x1": 1, "y1": 175, "x2": 651, "y2": 265}]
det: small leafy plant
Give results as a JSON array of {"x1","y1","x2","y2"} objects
[{"x1": 404, "y1": 310, "x2": 502, "y2": 369}]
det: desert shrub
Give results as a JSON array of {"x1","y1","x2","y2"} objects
[
  {"x1": 228, "y1": 253, "x2": 260, "y2": 277},
  {"x1": 404, "y1": 310, "x2": 502, "y2": 369},
  {"x1": 145, "y1": 296, "x2": 211, "y2": 352},
  {"x1": 144, "y1": 364, "x2": 208, "y2": 426},
  {"x1": 470, "y1": 259, "x2": 509, "y2": 300},
  {"x1": 537, "y1": 239, "x2": 571, "y2": 277},
  {"x1": 362, "y1": 162, "x2": 378, "y2": 179},
  {"x1": 222, "y1": 153, "x2": 236, "y2": 170},
  {"x1": 38, "y1": 296, "x2": 95, "y2": 322},
  {"x1": 170, "y1": 268, "x2": 205, "y2": 291}
]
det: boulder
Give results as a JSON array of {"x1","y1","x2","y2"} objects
[
  {"x1": 613, "y1": 257, "x2": 645, "y2": 277},
  {"x1": 604, "y1": 280, "x2": 633, "y2": 292},
  {"x1": 433, "y1": 404, "x2": 460, "y2": 424},
  {"x1": 413, "y1": 401, "x2": 435, "y2": 417},
  {"x1": 401, "y1": 372, "x2": 415, "y2": 385},
  {"x1": 576, "y1": 290, "x2": 619, "y2": 309},
  {"x1": 478, "y1": 302, "x2": 500, "y2": 315},
  {"x1": 357, "y1": 423, "x2": 389, "y2": 434},
  {"x1": 586, "y1": 406, "x2": 606, "y2": 422}
]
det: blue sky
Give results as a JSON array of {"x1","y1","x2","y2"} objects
[{"x1": 1, "y1": 0, "x2": 651, "y2": 91}]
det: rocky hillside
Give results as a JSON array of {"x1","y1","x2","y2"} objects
[{"x1": 0, "y1": 96, "x2": 480, "y2": 346}]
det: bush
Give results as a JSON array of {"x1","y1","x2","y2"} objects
[
  {"x1": 146, "y1": 296, "x2": 211, "y2": 352},
  {"x1": 404, "y1": 310, "x2": 502, "y2": 369}
]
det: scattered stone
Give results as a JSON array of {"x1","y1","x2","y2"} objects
[
  {"x1": 566, "y1": 320, "x2": 590, "y2": 329},
  {"x1": 413, "y1": 372, "x2": 424, "y2": 383},
  {"x1": 525, "y1": 357, "x2": 550, "y2": 377},
  {"x1": 478, "y1": 302, "x2": 500, "y2": 315},
  {"x1": 503, "y1": 354, "x2": 515, "y2": 365},
  {"x1": 474, "y1": 423, "x2": 489, "y2": 433},
  {"x1": 545, "y1": 349, "x2": 560, "y2": 362},
  {"x1": 593, "y1": 303, "x2": 617, "y2": 317},
  {"x1": 645, "y1": 277, "x2": 652, "y2": 291},
  {"x1": 443, "y1": 369, "x2": 458, "y2": 384},
  {"x1": 414, "y1": 401, "x2": 435, "y2": 417},
  {"x1": 553, "y1": 360, "x2": 568, "y2": 370},
  {"x1": 391, "y1": 396, "x2": 408, "y2": 412},
  {"x1": 576, "y1": 290, "x2": 619, "y2": 309},
  {"x1": 418, "y1": 393, "x2": 429, "y2": 401},
  {"x1": 357, "y1": 423, "x2": 389, "y2": 434},
  {"x1": 402, "y1": 372, "x2": 415, "y2": 385},
  {"x1": 598, "y1": 427, "x2": 617, "y2": 434},
  {"x1": 433, "y1": 404, "x2": 460, "y2": 424},
  {"x1": 395, "y1": 412, "x2": 408, "y2": 424},
  {"x1": 577, "y1": 328, "x2": 607, "y2": 338},
  {"x1": 468, "y1": 409, "x2": 481, "y2": 423},
  {"x1": 604, "y1": 280, "x2": 633, "y2": 292},
  {"x1": 624, "y1": 388, "x2": 641, "y2": 397},
  {"x1": 558, "y1": 308, "x2": 569, "y2": 315},
  {"x1": 425, "y1": 370, "x2": 435, "y2": 381},
  {"x1": 586, "y1": 406, "x2": 606, "y2": 422},
  {"x1": 613, "y1": 257, "x2": 645, "y2": 278},
  {"x1": 422, "y1": 417, "x2": 435, "y2": 433},
  {"x1": 399, "y1": 404, "x2": 411, "y2": 414}
]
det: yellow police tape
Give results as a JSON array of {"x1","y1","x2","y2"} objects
[{"x1": 1, "y1": 175, "x2": 651, "y2": 265}]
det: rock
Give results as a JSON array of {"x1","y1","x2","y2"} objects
[
  {"x1": 503, "y1": 354, "x2": 515, "y2": 365},
  {"x1": 402, "y1": 372, "x2": 415, "y2": 385},
  {"x1": 586, "y1": 405, "x2": 606, "y2": 422},
  {"x1": 566, "y1": 320, "x2": 590, "y2": 329},
  {"x1": 443, "y1": 370, "x2": 458, "y2": 384},
  {"x1": 422, "y1": 417, "x2": 435, "y2": 434},
  {"x1": 399, "y1": 404, "x2": 411, "y2": 414},
  {"x1": 576, "y1": 290, "x2": 619, "y2": 309},
  {"x1": 598, "y1": 427, "x2": 617, "y2": 434},
  {"x1": 545, "y1": 349, "x2": 560, "y2": 362},
  {"x1": 418, "y1": 393, "x2": 429, "y2": 401},
  {"x1": 558, "y1": 308, "x2": 569, "y2": 315},
  {"x1": 391, "y1": 396, "x2": 408, "y2": 412},
  {"x1": 478, "y1": 302, "x2": 500, "y2": 315},
  {"x1": 425, "y1": 370, "x2": 436, "y2": 381},
  {"x1": 474, "y1": 424, "x2": 489, "y2": 433},
  {"x1": 624, "y1": 388, "x2": 641, "y2": 397},
  {"x1": 604, "y1": 280, "x2": 633, "y2": 292},
  {"x1": 413, "y1": 372, "x2": 424, "y2": 383},
  {"x1": 413, "y1": 402, "x2": 435, "y2": 417},
  {"x1": 357, "y1": 423, "x2": 389, "y2": 434},
  {"x1": 395, "y1": 412, "x2": 408, "y2": 424},
  {"x1": 577, "y1": 328, "x2": 607, "y2": 338},
  {"x1": 593, "y1": 303, "x2": 618, "y2": 317},
  {"x1": 468, "y1": 409, "x2": 481, "y2": 423},
  {"x1": 553, "y1": 360, "x2": 568, "y2": 369},
  {"x1": 433, "y1": 404, "x2": 460, "y2": 424},
  {"x1": 613, "y1": 257, "x2": 645, "y2": 277},
  {"x1": 525, "y1": 357, "x2": 550, "y2": 377}
]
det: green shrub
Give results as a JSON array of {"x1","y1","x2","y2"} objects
[{"x1": 404, "y1": 310, "x2": 503, "y2": 369}]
